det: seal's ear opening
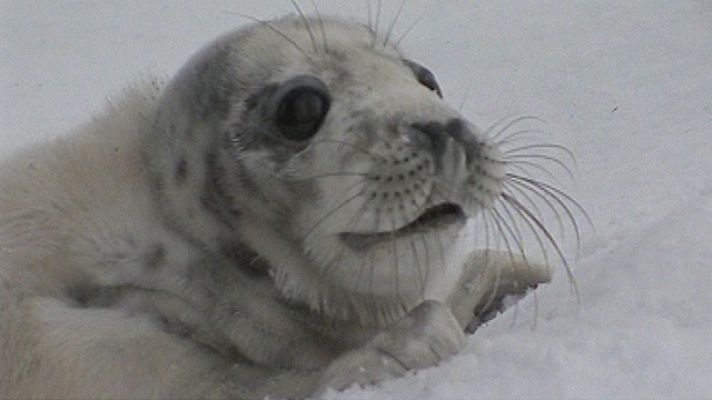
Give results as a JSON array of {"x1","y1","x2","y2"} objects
[
  {"x1": 404, "y1": 59, "x2": 443, "y2": 99},
  {"x1": 272, "y1": 75, "x2": 332, "y2": 141}
]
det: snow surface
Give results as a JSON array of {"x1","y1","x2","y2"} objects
[{"x1": 2, "y1": 1, "x2": 712, "y2": 398}]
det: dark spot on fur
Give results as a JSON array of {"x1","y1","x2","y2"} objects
[
  {"x1": 156, "y1": 316, "x2": 194, "y2": 338},
  {"x1": 220, "y1": 241, "x2": 269, "y2": 278},
  {"x1": 201, "y1": 151, "x2": 240, "y2": 230},
  {"x1": 184, "y1": 45, "x2": 237, "y2": 119},
  {"x1": 244, "y1": 83, "x2": 280, "y2": 114},
  {"x1": 68, "y1": 285, "x2": 124, "y2": 308},
  {"x1": 175, "y1": 157, "x2": 189, "y2": 184},
  {"x1": 145, "y1": 244, "x2": 167, "y2": 269},
  {"x1": 69, "y1": 285, "x2": 92, "y2": 306}
]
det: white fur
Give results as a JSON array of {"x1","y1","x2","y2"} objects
[{"x1": 0, "y1": 16, "x2": 551, "y2": 399}]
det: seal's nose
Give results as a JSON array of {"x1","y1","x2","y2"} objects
[{"x1": 410, "y1": 119, "x2": 483, "y2": 170}]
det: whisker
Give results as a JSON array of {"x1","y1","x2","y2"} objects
[
  {"x1": 383, "y1": 0, "x2": 408, "y2": 48},
  {"x1": 290, "y1": 0, "x2": 319, "y2": 53},
  {"x1": 508, "y1": 173, "x2": 593, "y2": 251},
  {"x1": 491, "y1": 206, "x2": 529, "y2": 267},
  {"x1": 367, "y1": 244, "x2": 377, "y2": 317},
  {"x1": 409, "y1": 236, "x2": 426, "y2": 299},
  {"x1": 308, "y1": 138, "x2": 385, "y2": 162},
  {"x1": 303, "y1": 181, "x2": 368, "y2": 240},
  {"x1": 477, "y1": 209, "x2": 512, "y2": 318},
  {"x1": 353, "y1": 245, "x2": 370, "y2": 292},
  {"x1": 372, "y1": 0, "x2": 383, "y2": 47},
  {"x1": 414, "y1": 232, "x2": 431, "y2": 299},
  {"x1": 434, "y1": 226, "x2": 447, "y2": 278},
  {"x1": 500, "y1": 189, "x2": 551, "y2": 267},
  {"x1": 394, "y1": 13, "x2": 425, "y2": 47},
  {"x1": 502, "y1": 192, "x2": 580, "y2": 302},
  {"x1": 505, "y1": 154, "x2": 575, "y2": 181},
  {"x1": 495, "y1": 129, "x2": 547, "y2": 147},
  {"x1": 504, "y1": 143, "x2": 577, "y2": 167},
  {"x1": 274, "y1": 172, "x2": 370, "y2": 182},
  {"x1": 390, "y1": 213, "x2": 403, "y2": 306},
  {"x1": 227, "y1": 12, "x2": 311, "y2": 59},
  {"x1": 321, "y1": 191, "x2": 373, "y2": 278},
  {"x1": 505, "y1": 178, "x2": 566, "y2": 239},
  {"x1": 307, "y1": 0, "x2": 329, "y2": 53},
  {"x1": 490, "y1": 116, "x2": 546, "y2": 141},
  {"x1": 502, "y1": 182, "x2": 545, "y2": 228},
  {"x1": 505, "y1": 160, "x2": 563, "y2": 186}
]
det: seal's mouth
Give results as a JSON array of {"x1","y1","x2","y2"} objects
[{"x1": 340, "y1": 202, "x2": 466, "y2": 250}]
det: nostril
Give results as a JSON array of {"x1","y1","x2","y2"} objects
[
  {"x1": 410, "y1": 122, "x2": 447, "y2": 168},
  {"x1": 445, "y1": 119, "x2": 478, "y2": 147},
  {"x1": 445, "y1": 118, "x2": 483, "y2": 166}
]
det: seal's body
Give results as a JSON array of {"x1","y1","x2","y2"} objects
[{"x1": 0, "y1": 16, "x2": 550, "y2": 399}]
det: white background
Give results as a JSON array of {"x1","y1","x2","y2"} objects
[{"x1": 2, "y1": 1, "x2": 712, "y2": 398}]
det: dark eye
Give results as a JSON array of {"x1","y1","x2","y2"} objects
[
  {"x1": 274, "y1": 76, "x2": 331, "y2": 141},
  {"x1": 404, "y1": 60, "x2": 443, "y2": 98}
]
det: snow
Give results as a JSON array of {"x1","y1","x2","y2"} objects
[{"x1": 2, "y1": 0, "x2": 711, "y2": 398}]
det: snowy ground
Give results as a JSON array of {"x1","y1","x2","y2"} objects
[{"x1": 2, "y1": 1, "x2": 712, "y2": 399}]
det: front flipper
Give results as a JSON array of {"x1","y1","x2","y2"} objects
[
  {"x1": 315, "y1": 300, "x2": 465, "y2": 395},
  {"x1": 448, "y1": 250, "x2": 552, "y2": 333}
]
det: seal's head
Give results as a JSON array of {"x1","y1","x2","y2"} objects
[{"x1": 144, "y1": 16, "x2": 505, "y2": 320}]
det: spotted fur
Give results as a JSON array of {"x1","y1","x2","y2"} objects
[{"x1": 0, "y1": 16, "x2": 552, "y2": 399}]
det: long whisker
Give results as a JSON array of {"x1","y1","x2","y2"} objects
[
  {"x1": 477, "y1": 209, "x2": 513, "y2": 318},
  {"x1": 500, "y1": 189, "x2": 551, "y2": 267},
  {"x1": 274, "y1": 172, "x2": 371, "y2": 182},
  {"x1": 290, "y1": 0, "x2": 319, "y2": 53},
  {"x1": 383, "y1": 0, "x2": 408, "y2": 48},
  {"x1": 419, "y1": 232, "x2": 432, "y2": 294},
  {"x1": 227, "y1": 12, "x2": 311, "y2": 58},
  {"x1": 491, "y1": 206, "x2": 529, "y2": 268},
  {"x1": 504, "y1": 143, "x2": 577, "y2": 167},
  {"x1": 308, "y1": 0, "x2": 329, "y2": 53},
  {"x1": 372, "y1": 0, "x2": 383, "y2": 47},
  {"x1": 502, "y1": 193, "x2": 580, "y2": 302},
  {"x1": 409, "y1": 236, "x2": 426, "y2": 299},
  {"x1": 505, "y1": 154, "x2": 575, "y2": 181},
  {"x1": 303, "y1": 180, "x2": 368, "y2": 240},
  {"x1": 394, "y1": 13, "x2": 425, "y2": 47},
  {"x1": 390, "y1": 212, "x2": 403, "y2": 306},
  {"x1": 508, "y1": 173, "x2": 593, "y2": 250},
  {"x1": 505, "y1": 179, "x2": 566, "y2": 239},
  {"x1": 495, "y1": 129, "x2": 547, "y2": 147},
  {"x1": 490, "y1": 116, "x2": 546, "y2": 141},
  {"x1": 506, "y1": 160, "x2": 563, "y2": 186},
  {"x1": 308, "y1": 138, "x2": 385, "y2": 162},
  {"x1": 322, "y1": 189, "x2": 374, "y2": 278},
  {"x1": 502, "y1": 182, "x2": 545, "y2": 228},
  {"x1": 483, "y1": 115, "x2": 516, "y2": 138}
]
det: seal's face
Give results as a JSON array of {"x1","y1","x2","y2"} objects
[
  {"x1": 214, "y1": 17, "x2": 505, "y2": 298},
  {"x1": 147, "y1": 16, "x2": 506, "y2": 302}
]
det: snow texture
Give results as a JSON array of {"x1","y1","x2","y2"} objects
[{"x1": 2, "y1": 1, "x2": 711, "y2": 398}]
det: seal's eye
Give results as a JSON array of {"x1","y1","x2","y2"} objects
[
  {"x1": 404, "y1": 60, "x2": 443, "y2": 99},
  {"x1": 274, "y1": 76, "x2": 331, "y2": 141}
]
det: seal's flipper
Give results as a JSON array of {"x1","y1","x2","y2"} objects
[{"x1": 448, "y1": 250, "x2": 552, "y2": 333}]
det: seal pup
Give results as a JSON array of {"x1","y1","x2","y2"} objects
[{"x1": 0, "y1": 14, "x2": 569, "y2": 399}]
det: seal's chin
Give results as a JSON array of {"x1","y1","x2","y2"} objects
[{"x1": 339, "y1": 203, "x2": 466, "y2": 250}]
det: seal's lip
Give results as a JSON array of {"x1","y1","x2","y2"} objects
[{"x1": 339, "y1": 203, "x2": 466, "y2": 250}]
